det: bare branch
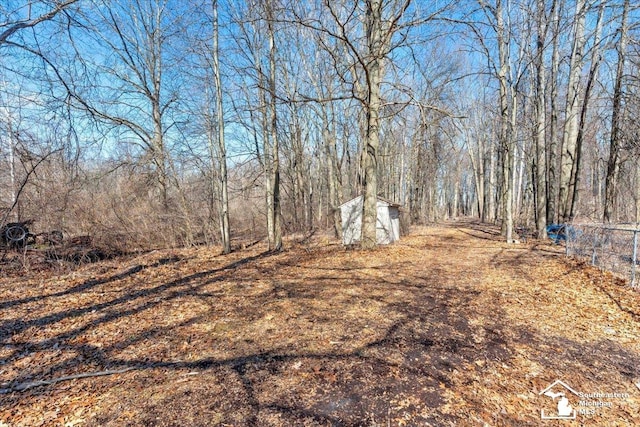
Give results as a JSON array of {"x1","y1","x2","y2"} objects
[{"x1": 0, "y1": 0, "x2": 79, "y2": 45}]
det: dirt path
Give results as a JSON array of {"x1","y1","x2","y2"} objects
[{"x1": 1, "y1": 222, "x2": 639, "y2": 426}]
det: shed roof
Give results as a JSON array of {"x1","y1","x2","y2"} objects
[{"x1": 338, "y1": 195, "x2": 402, "y2": 209}]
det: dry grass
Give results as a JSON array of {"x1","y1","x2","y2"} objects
[{"x1": 0, "y1": 221, "x2": 639, "y2": 426}]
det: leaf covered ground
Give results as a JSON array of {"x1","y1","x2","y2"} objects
[{"x1": 1, "y1": 221, "x2": 639, "y2": 426}]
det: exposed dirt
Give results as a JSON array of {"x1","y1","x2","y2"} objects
[{"x1": 1, "y1": 221, "x2": 639, "y2": 426}]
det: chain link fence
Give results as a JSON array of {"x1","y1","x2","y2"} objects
[{"x1": 565, "y1": 223, "x2": 639, "y2": 288}]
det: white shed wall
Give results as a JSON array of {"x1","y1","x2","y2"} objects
[
  {"x1": 340, "y1": 196, "x2": 400, "y2": 245},
  {"x1": 376, "y1": 205, "x2": 393, "y2": 244},
  {"x1": 341, "y1": 197, "x2": 362, "y2": 245}
]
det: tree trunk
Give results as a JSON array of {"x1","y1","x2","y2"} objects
[
  {"x1": 324, "y1": 111, "x2": 343, "y2": 238},
  {"x1": 534, "y1": 0, "x2": 547, "y2": 239},
  {"x1": 255, "y1": 51, "x2": 274, "y2": 247},
  {"x1": 487, "y1": 140, "x2": 496, "y2": 222},
  {"x1": 152, "y1": 97, "x2": 169, "y2": 210},
  {"x1": 636, "y1": 161, "x2": 640, "y2": 224},
  {"x1": 360, "y1": 0, "x2": 384, "y2": 249},
  {"x1": 8, "y1": 124, "x2": 17, "y2": 220},
  {"x1": 468, "y1": 133, "x2": 484, "y2": 221},
  {"x1": 497, "y1": 0, "x2": 513, "y2": 243},
  {"x1": 267, "y1": 7, "x2": 282, "y2": 251},
  {"x1": 547, "y1": 0, "x2": 561, "y2": 225},
  {"x1": 604, "y1": 0, "x2": 629, "y2": 223},
  {"x1": 569, "y1": 2, "x2": 604, "y2": 221},
  {"x1": 213, "y1": 0, "x2": 231, "y2": 254},
  {"x1": 559, "y1": 0, "x2": 586, "y2": 222}
]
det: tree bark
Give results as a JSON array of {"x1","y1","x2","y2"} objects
[
  {"x1": 212, "y1": 0, "x2": 231, "y2": 254},
  {"x1": 534, "y1": 0, "x2": 548, "y2": 239},
  {"x1": 487, "y1": 139, "x2": 497, "y2": 222},
  {"x1": 323, "y1": 109, "x2": 343, "y2": 238},
  {"x1": 467, "y1": 132, "x2": 484, "y2": 221},
  {"x1": 559, "y1": 0, "x2": 586, "y2": 222},
  {"x1": 546, "y1": 0, "x2": 561, "y2": 225},
  {"x1": 266, "y1": 5, "x2": 282, "y2": 251},
  {"x1": 496, "y1": 0, "x2": 514, "y2": 243},
  {"x1": 636, "y1": 160, "x2": 640, "y2": 224},
  {"x1": 604, "y1": 0, "x2": 629, "y2": 223},
  {"x1": 569, "y1": 2, "x2": 604, "y2": 221},
  {"x1": 360, "y1": 0, "x2": 384, "y2": 249}
]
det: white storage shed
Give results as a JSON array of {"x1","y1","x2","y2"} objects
[{"x1": 339, "y1": 195, "x2": 401, "y2": 245}]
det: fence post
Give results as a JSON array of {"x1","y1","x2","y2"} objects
[
  {"x1": 592, "y1": 228, "x2": 598, "y2": 266},
  {"x1": 632, "y1": 230, "x2": 638, "y2": 288}
]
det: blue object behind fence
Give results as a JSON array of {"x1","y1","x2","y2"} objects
[{"x1": 547, "y1": 224, "x2": 567, "y2": 244}]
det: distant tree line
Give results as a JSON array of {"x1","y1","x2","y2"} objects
[{"x1": 1, "y1": 0, "x2": 639, "y2": 251}]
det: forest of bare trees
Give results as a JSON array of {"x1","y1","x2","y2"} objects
[{"x1": 1, "y1": 0, "x2": 639, "y2": 251}]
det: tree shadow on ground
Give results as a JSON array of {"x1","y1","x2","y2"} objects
[
  {"x1": 1, "y1": 226, "x2": 639, "y2": 426},
  {"x1": 0, "y1": 244, "x2": 509, "y2": 426}
]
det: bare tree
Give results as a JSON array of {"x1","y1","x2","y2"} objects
[
  {"x1": 265, "y1": 1, "x2": 283, "y2": 251},
  {"x1": 604, "y1": 0, "x2": 630, "y2": 223},
  {"x1": 483, "y1": 0, "x2": 516, "y2": 242},
  {"x1": 291, "y1": 0, "x2": 437, "y2": 248},
  {"x1": 546, "y1": 0, "x2": 562, "y2": 224},
  {"x1": 0, "y1": 94, "x2": 64, "y2": 226},
  {"x1": 568, "y1": 0, "x2": 605, "y2": 220},
  {"x1": 533, "y1": 0, "x2": 551, "y2": 238},
  {"x1": 212, "y1": 0, "x2": 231, "y2": 253},
  {"x1": 0, "y1": 0, "x2": 79, "y2": 45},
  {"x1": 231, "y1": 0, "x2": 283, "y2": 251},
  {"x1": 558, "y1": 0, "x2": 587, "y2": 222}
]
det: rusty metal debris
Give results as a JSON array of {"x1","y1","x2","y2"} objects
[{"x1": 1, "y1": 220, "x2": 63, "y2": 249}]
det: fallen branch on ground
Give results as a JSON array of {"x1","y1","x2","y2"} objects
[{"x1": 0, "y1": 367, "x2": 135, "y2": 394}]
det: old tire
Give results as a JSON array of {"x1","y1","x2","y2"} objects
[{"x1": 3, "y1": 224, "x2": 29, "y2": 247}]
